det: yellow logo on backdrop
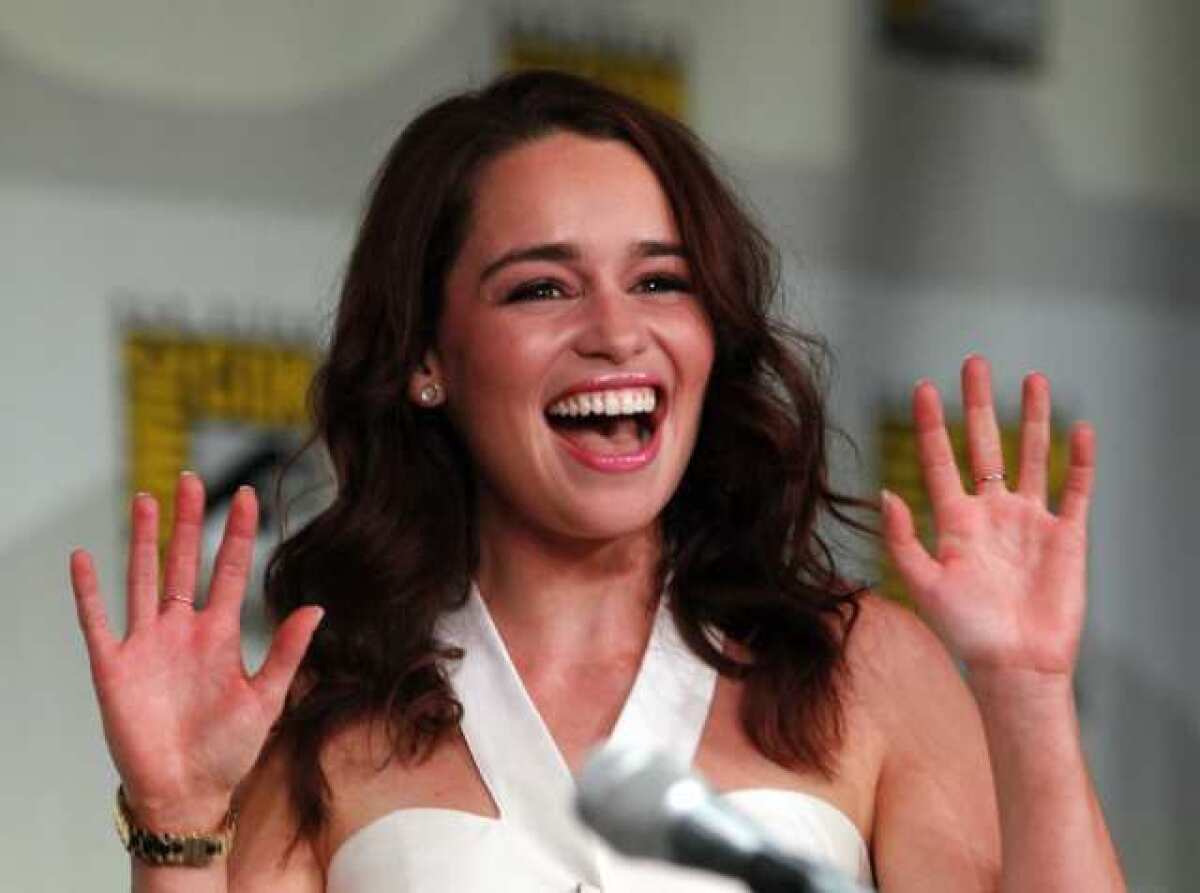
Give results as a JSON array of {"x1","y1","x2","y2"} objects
[
  {"x1": 123, "y1": 328, "x2": 317, "y2": 547},
  {"x1": 503, "y1": 25, "x2": 686, "y2": 120}
]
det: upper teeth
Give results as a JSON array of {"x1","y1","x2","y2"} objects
[{"x1": 546, "y1": 386, "x2": 657, "y2": 418}]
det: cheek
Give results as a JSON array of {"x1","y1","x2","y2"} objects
[
  {"x1": 441, "y1": 324, "x2": 552, "y2": 438},
  {"x1": 694, "y1": 330, "x2": 716, "y2": 380},
  {"x1": 677, "y1": 309, "x2": 716, "y2": 387},
  {"x1": 464, "y1": 332, "x2": 544, "y2": 398}
]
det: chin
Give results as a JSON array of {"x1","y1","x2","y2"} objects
[{"x1": 550, "y1": 493, "x2": 666, "y2": 543}]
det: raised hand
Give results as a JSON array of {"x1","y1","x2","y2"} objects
[
  {"x1": 881, "y1": 356, "x2": 1095, "y2": 679},
  {"x1": 70, "y1": 473, "x2": 323, "y2": 830}
]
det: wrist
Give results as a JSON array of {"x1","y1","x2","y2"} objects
[
  {"x1": 966, "y1": 665, "x2": 1079, "y2": 733},
  {"x1": 966, "y1": 664, "x2": 1075, "y2": 702},
  {"x1": 122, "y1": 786, "x2": 233, "y2": 835},
  {"x1": 116, "y1": 785, "x2": 236, "y2": 868}
]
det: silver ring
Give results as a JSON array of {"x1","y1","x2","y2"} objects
[
  {"x1": 162, "y1": 593, "x2": 195, "y2": 608},
  {"x1": 974, "y1": 472, "x2": 1007, "y2": 484}
]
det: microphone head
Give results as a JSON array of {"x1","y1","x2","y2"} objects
[
  {"x1": 578, "y1": 743, "x2": 875, "y2": 893},
  {"x1": 576, "y1": 743, "x2": 702, "y2": 861}
]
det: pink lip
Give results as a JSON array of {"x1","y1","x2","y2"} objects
[{"x1": 551, "y1": 412, "x2": 664, "y2": 473}]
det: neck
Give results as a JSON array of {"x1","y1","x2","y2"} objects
[{"x1": 473, "y1": 499, "x2": 663, "y2": 666}]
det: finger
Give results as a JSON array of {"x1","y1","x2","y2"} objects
[
  {"x1": 961, "y1": 355, "x2": 1007, "y2": 492},
  {"x1": 204, "y1": 486, "x2": 259, "y2": 617},
  {"x1": 880, "y1": 489, "x2": 941, "y2": 595},
  {"x1": 913, "y1": 380, "x2": 966, "y2": 518},
  {"x1": 126, "y1": 493, "x2": 160, "y2": 632},
  {"x1": 250, "y1": 606, "x2": 324, "y2": 714},
  {"x1": 1016, "y1": 372, "x2": 1051, "y2": 505},
  {"x1": 1058, "y1": 422, "x2": 1095, "y2": 524},
  {"x1": 69, "y1": 549, "x2": 117, "y2": 664},
  {"x1": 161, "y1": 471, "x2": 205, "y2": 612}
]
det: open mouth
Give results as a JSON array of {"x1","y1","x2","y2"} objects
[{"x1": 543, "y1": 387, "x2": 664, "y2": 458}]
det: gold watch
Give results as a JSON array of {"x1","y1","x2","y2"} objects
[{"x1": 114, "y1": 785, "x2": 237, "y2": 867}]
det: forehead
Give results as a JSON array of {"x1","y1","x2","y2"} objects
[{"x1": 462, "y1": 132, "x2": 680, "y2": 260}]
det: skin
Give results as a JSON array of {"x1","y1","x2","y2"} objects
[{"x1": 70, "y1": 132, "x2": 1125, "y2": 891}]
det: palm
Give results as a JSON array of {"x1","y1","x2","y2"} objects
[
  {"x1": 92, "y1": 606, "x2": 271, "y2": 804},
  {"x1": 70, "y1": 477, "x2": 322, "y2": 826},
  {"x1": 883, "y1": 358, "x2": 1095, "y2": 678}
]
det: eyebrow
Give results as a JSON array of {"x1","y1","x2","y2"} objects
[{"x1": 478, "y1": 240, "x2": 687, "y2": 285}]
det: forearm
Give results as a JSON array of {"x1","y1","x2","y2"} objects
[{"x1": 968, "y1": 668, "x2": 1125, "y2": 893}]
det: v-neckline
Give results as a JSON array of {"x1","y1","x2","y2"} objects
[{"x1": 437, "y1": 579, "x2": 718, "y2": 886}]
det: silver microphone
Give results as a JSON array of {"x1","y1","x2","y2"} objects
[{"x1": 576, "y1": 743, "x2": 874, "y2": 893}]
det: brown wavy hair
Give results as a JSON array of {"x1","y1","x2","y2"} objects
[{"x1": 264, "y1": 69, "x2": 872, "y2": 848}]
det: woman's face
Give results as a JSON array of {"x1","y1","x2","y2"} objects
[{"x1": 419, "y1": 131, "x2": 714, "y2": 543}]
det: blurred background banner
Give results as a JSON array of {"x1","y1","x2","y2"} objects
[
  {"x1": 879, "y1": 0, "x2": 1047, "y2": 70},
  {"x1": 121, "y1": 319, "x2": 317, "y2": 543},
  {"x1": 502, "y1": 16, "x2": 687, "y2": 118},
  {"x1": 1, "y1": 1, "x2": 1197, "y2": 890}
]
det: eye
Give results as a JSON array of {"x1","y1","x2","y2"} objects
[
  {"x1": 505, "y1": 279, "x2": 568, "y2": 303},
  {"x1": 637, "y1": 275, "x2": 693, "y2": 295}
]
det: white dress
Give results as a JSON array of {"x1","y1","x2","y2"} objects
[{"x1": 327, "y1": 583, "x2": 874, "y2": 892}]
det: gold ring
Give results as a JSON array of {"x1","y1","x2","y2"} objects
[{"x1": 162, "y1": 593, "x2": 195, "y2": 607}]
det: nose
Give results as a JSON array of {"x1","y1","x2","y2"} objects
[{"x1": 572, "y1": 284, "x2": 649, "y2": 364}]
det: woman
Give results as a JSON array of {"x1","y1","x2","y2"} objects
[{"x1": 70, "y1": 71, "x2": 1126, "y2": 891}]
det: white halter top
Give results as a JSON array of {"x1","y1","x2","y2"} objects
[{"x1": 327, "y1": 584, "x2": 873, "y2": 892}]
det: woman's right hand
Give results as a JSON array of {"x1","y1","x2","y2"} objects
[{"x1": 69, "y1": 472, "x2": 324, "y2": 831}]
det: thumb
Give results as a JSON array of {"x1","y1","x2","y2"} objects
[
  {"x1": 880, "y1": 489, "x2": 941, "y2": 597},
  {"x1": 250, "y1": 606, "x2": 324, "y2": 715}
]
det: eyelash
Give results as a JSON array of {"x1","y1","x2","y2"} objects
[{"x1": 505, "y1": 275, "x2": 693, "y2": 303}]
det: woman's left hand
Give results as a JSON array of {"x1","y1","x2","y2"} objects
[{"x1": 882, "y1": 355, "x2": 1095, "y2": 680}]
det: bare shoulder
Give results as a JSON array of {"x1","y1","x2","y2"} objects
[
  {"x1": 843, "y1": 593, "x2": 1001, "y2": 891},
  {"x1": 228, "y1": 744, "x2": 324, "y2": 893},
  {"x1": 842, "y1": 591, "x2": 986, "y2": 769},
  {"x1": 843, "y1": 592, "x2": 967, "y2": 717}
]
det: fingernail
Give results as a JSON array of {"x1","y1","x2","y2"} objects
[
  {"x1": 180, "y1": 469, "x2": 197, "y2": 478},
  {"x1": 134, "y1": 491, "x2": 150, "y2": 499},
  {"x1": 237, "y1": 484, "x2": 253, "y2": 495}
]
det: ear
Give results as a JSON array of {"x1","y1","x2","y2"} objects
[{"x1": 407, "y1": 348, "x2": 445, "y2": 405}]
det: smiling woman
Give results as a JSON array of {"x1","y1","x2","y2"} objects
[
  {"x1": 262, "y1": 74, "x2": 870, "y2": 858},
  {"x1": 69, "y1": 70, "x2": 1125, "y2": 893}
]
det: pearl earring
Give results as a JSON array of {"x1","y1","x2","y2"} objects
[{"x1": 418, "y1": 383, "x2": 443, "y2": 405}]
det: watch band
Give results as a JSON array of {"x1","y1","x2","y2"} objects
[{"x1": 114, "y1": 785, "x2": 237, "y2": 867}]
